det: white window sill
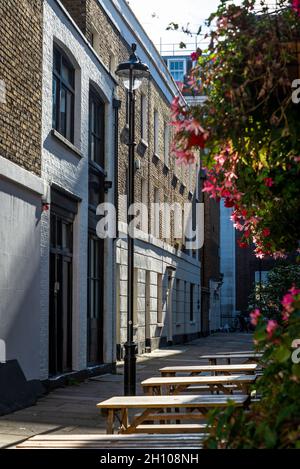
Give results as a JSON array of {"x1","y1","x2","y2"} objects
[
  {"x1": 51, "y1": 129, "x2": 82, "y2": 158},
  {"x1": 140, "y1": 138, "x2": 149, "y2": 149}
]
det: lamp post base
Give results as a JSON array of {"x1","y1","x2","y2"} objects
[{"x1": 124, "y1": 342, "x2": 137, "y2": 396}]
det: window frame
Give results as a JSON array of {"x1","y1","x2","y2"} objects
[
  {"x1": 52, "y1": 45, "x2": 75, "y2": 143},
  {"x1": 190, "y1": 283, "x2": 194, "y2": 322},
  {"x1": 157, "y1": 273, "x2": 163, "y2": 324},
  {"x1": 167, "y1": 58, "x2": 186, "y2": 83},
  {"x1": 89, "y1": 87, "x2": 105, "y2": 169},
  {"x1": 141, "y1": 93, "x2": 147, "y2": 141}
]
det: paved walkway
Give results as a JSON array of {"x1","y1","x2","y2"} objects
[{"x1": 0, "y1": 333, "x2": 253, "y2": 448}]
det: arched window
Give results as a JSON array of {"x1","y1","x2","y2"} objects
[{"x1": 52, "y1": 45, "x2": 75, "y2": 143}]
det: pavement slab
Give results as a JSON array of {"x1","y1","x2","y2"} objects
[{"x1": 0, "y1": 332, "x2": 254, "y2": 448}]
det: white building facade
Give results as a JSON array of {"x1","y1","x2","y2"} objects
[{"x1": 1, "y1": 0, "x2": 203, "y2": 389}]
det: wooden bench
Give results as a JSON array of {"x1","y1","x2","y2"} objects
[
  {"x1": 160, "y1": 363, "x2": 258, "y2": 377},
  {"x1": 96, "y1": 394, "x2": 249, "y2": 434},
  {"x1": 199, "y1": 353, "x2": 263, "y2": 365},
  {"x1": 141, "y1": 374, "x2": 257, "y2": 396},
  {"x1": 17, "y1": 433, "x2": 205, "y2": 449}
]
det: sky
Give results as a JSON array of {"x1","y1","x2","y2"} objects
[{"x1": 127, "y1": 0, "x2": 277, "y2": 55}]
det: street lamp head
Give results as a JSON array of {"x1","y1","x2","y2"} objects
[{"x1": 115, "y1": 43, "x2": 149, "y2": 90}]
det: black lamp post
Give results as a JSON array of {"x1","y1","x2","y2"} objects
[{"x1": 115, "y1": 44, "x2": 149, "y2": 396}]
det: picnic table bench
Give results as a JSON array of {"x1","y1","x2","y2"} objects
[
  {"x1": 141, "y1": 374, "x2": 257, "y2": 396},
  {"x1": 96, "y1": 394, "x2": 249, "y2": 434},
  {"x1": 160, "y1": 363, "x2": 258, "y2": 377},
  {"x1": 199, "y1": 353, "x2": 263, "y2": 365},
  {"x1": 17, "y1": 433, "x2": 205, "y2": 449}
]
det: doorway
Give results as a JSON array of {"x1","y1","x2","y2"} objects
[
  {"x1": 87, "y1": 235, "x2": 104, "y2": 365},
  {"x1": 49, "y1": 209, "x2": 74, "y2": 376}
]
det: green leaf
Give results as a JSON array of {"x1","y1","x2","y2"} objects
[
  {"x1": 274, "y1": 346, "x2": 291, "y2": 363},
  {"x1": 291, "y1": 363, "x2": 300, "y2": 377},
  {"x1": 264, "y1": 426, "x2": 277, "y2": 448}
]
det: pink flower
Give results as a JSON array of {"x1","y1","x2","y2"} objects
[
  {"x1": 273, "y1": 251, "x2": 287, "y2": 260},
  {"x1": 224, "y1": 198, "x2": 235, "y2": 208},
  {"x1": 281, "y1": 293, "x2": 294, "y2": 313},
  {"x1": 238, "y1": 239, "x2": 247, "y2": 248},
  {"x1": 190, "y1": 51, "x2": 199, "y2": 61},
  {"x1": 289, "y1": 284, "x2": 300, "y2": 296},
  {"x1": 292, "y1": 0, "x2": 300, "y2": 16},
  {"x1": 250, "y1": 309, "x2": 261, "y2": 326},
  {"x1": 264, "y1": 177, "x2": 274, "y2": 188},
  {"x1": 266, "y1": 320, "x2": 278, "y2": 338},
  {"x1": 282, "y1": 311, "x2": 290, "y2": 322},
  {"x1": 262, "y1": 228, "x2": 270, "y2": 237}
]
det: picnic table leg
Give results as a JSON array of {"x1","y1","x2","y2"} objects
[
  {"x1": 239, "y1": 383, "x2": 249, "y2": 394},
  {"x1": 106, "y1": 409, "x2": 114, "y2": 434},
  {"x1": 120, "y1": 409, "x2": 129, "y2": 432},
  {"x1": 143, "y1": 386, "x2": 153, "y2": 396}
]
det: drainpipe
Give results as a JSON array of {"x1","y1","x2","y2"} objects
[
  {"x1": 166, "y1": 265, "x2": 176, "y2": 345},
  {"x1": 113, "y1": 94, "x2": 121, "y2": 238},
  {"x1": 112, "y1": 93, "x2": 121, "y2": 363}
]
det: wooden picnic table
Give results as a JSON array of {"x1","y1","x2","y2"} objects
[
  {"x1": 17, "y1": 433, "x2": 206, "y2": 449},
  {"x1": 96, "y1": 394, "x2": 249, "y2": 434},
  {"x1": 199, "y1": 353, "x2": 263, "y2": 365},
  {"x1": 160, "y1": 363, "x2": 258, "y2": 377},
  {"x1": 141, "y1": 374, "x2": 257, "y2": 396}
]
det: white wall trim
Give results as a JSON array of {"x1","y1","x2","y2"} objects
[{"x1": 0, "y1": 155, "x2": 44, "y2": 196}]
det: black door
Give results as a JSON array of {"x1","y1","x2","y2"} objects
[
  {"x1": 49, "y1": 210, "x2": 73, "y2": 376},
  {"x1": 87, "y1": 86, "x2": 105, "y2": 365},
  {"x1": 87, "y1": 235, "x2": 104, "y2": 365}
]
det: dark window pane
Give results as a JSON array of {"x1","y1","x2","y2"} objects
[
  {"x1": 66, "y1": 90, "x2": 73, "y2": 141},
  {"x1": 91, "y1": 101, "x2": 95, "y2": 133},
  {"x1": 60, "y1": 87, "x2": 66, "y2": 137},
  {"x1": 94, "y1": 137, "x2": 101, "y2": 164},
  {"x1": 52, "y1": 77, "x2": 58, "y2": 129},
  {"x1": 52, "y1": 46, "x2": 75, "y2": 143},
  {"x1": 89, "y1": 90, "x2": 104, "y2": 166},
  {"x1": 54, "y1": 48, "x2": 60, "y2": 73},
  {"x1": 62, "y1": 58, "x2": 74, "y2": 88},
  {"x1": 190, "y1": 283, "x2": 194, "y2": 321}
]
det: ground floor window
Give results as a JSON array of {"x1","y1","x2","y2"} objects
[{"x1": 190, "y1": 283, "x2": 194, "y2": 322}]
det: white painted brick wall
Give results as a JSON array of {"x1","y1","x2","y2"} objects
[{"x1": 40, "y1": 0, "x2": 116, "y2": 376}]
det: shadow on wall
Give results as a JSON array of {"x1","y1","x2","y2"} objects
[{"x1": 0, "y1": 177, "x2": 42, "y2": 381}]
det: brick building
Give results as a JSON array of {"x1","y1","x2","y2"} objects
[
  {"x1": 163, "y1": 53, "x2": 222, "y2": 334},
  {"x1": 0, "y1": 0, "x2": 203, "y2": 398},
  {"x1": 0, "y1": 0, "x2": 44, "y2": 381}
]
